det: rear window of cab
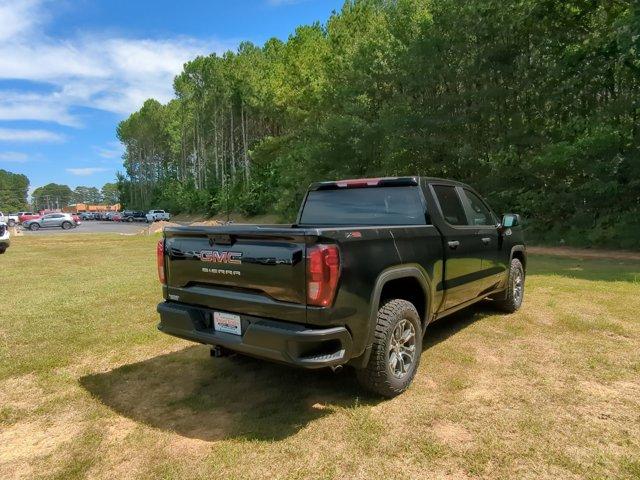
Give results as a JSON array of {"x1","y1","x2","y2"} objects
[{"x1": 299, "y1": 186, "x2": 427, "y2": 226}]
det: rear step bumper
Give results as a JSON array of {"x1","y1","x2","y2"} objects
[{"x1": 157, "y1": 302, "x2": 352, "y2": 368}]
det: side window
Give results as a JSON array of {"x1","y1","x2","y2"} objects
[
  {"x1": 463, "y1": 189, "x2": 495, "y2": 226},
  {"x1": 433, "y1": 185, "x2": 468, "y2": 226}
]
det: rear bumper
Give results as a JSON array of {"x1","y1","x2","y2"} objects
[{"x1": 157, "y1": 302, "x2": 353, "y2": 368}]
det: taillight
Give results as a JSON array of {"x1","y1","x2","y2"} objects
[
  {"x1": 157, "y1": 240, "x2": 166, "y2": 284},
  {"x1": 306, "y1": 244, "x2": 340, "y2": 307}
]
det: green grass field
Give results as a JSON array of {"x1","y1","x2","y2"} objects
[{"x1": 1, "y1": 234, "x2": 639, "y2": 479}]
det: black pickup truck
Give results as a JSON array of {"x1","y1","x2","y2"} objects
[
  {"x1": 120, "y1": 210, "x2": 147, "y2": 222},
  {"x1": 156, "y1": 177, "x2": 525, "y2": 396}
]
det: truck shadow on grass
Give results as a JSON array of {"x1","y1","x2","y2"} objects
[
  {"x1": 80, "y1": 308, "x2": 487, "y2": 442},
  {"x1": 80, "y1": 345, "x2": 377, "y2": 442}
]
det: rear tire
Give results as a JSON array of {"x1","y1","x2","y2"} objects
[
  {"x1": 61, "y1": 221, "x2": 72, "y2": 230},
  {"x1": 7, "y1": 219, "x2": 15, "y2": 227},
  {"x1": 356, "y1": 299, "x2": 422, "y2": 397},
  {"x1": 29, "y1": 223, "x2": 40, "y2": 231},
  {"x1": 494, "y1": 258, "x2": 524, "y2": 313},
  {"x1": 0, "y1": 247, "x2": 6, "y2": 254}
]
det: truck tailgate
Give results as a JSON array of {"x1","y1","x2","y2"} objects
[{"x1": 164, "y1": 226, "x2": 308, "y2": 314}]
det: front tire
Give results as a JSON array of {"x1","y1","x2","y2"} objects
[
  {"x1": 29, "y1": 223, "x2": 40, "y2": 231},
  {"x1": 494, "y1": 258, "x2": 525, "y2": 313},
  {"x1": 356, "y1": 299, "x2": 422, "y2": 397},
  {"x1": 61, "y1": 221, "x2": 72, "y2": 230},
  {"x1": 8, "y1": 219, "x2": 15, "y2": 227}
]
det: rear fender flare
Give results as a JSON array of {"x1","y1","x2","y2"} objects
[{"x1": 365, "y1": 265, "x2": 433, "y2": 348}]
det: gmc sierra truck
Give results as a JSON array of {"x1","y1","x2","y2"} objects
[{"x1": 156, "y1": 177, "x2": 526, "y2": 397}]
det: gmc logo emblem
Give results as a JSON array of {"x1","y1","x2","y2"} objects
[{"x1": 199, "y1": 250, "x2": 242, "y2": 265}]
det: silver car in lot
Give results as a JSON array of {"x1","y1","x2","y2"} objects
[{"x1": 23, "y1": 213, "x2": 79, "y2": 231}]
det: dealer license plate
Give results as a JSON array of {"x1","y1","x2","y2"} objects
[{"x1": 213, "y1": 311, "x2": 242, "y2": 335}]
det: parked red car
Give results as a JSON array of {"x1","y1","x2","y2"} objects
[
  {"x1": 111, "y1": 213, "x2": 122, "y2": 222},
  {"x1": 71, "y1": 214, "x2": 82, "y2": 225},
  {"x1": 18, "y1": 212, "x2": 41, "y2": 223}
]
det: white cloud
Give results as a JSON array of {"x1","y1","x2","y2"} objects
[
  {"x1": 0, "y1": 1, "x2": 236, "y2": 125},
  {"x1": 0, "y1": 91, "x2": 81, "y2": 127},
  {"x1": 94, "y1": 142, "x2": 124, "y2": 159},
  {"x1": 66, "y1": 167, "x2": 109, "y2": 176},
  {"x1": 0, "y1": 151, "x2": 28, "y2": 162},
  {"x1": 0, "y1": 0, "x2": 44, "y2": 42},
  {"x1": 0, "y1": 128, "x2": 64, "y2": 142}
]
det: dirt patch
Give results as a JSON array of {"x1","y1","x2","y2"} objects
[
  {"x1": 0, "y1": 374, "x2": 45, "y2": 414},
  {"x1": 139, "y1": 219, "x2": 222, "y2": 234},
  {"x1": 432, "y1": 420, "x2": 474, "y2": 448},
  {"x1": 170, "y1": 214, "x2": 207, "y2": 224},
  {"x1": 210, "y1": 213, "x2": 281, "y2": 225},
  {"x1": 579, "y1": 379, "x2": 640, "y2": 401},
  {"x1": 0, "y1": 412, "x2": 84, "y2": 478},
  {"x1": 528, "y1": 246, "x2": 640, "y2": 261},
  {"x1": 189, "y1": 220, "x2": 222, "y2": 227},
  {"x1": 144, "y1": 221, "x2": 181, "y2": 234}
]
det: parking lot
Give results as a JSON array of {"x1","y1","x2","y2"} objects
[{"x1": 19, "y1": 220, "x2": 168, "y2": 235}]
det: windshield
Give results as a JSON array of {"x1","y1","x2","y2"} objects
[{"x1": 299, "y1": 186, "x2": 427, "y2": 226}]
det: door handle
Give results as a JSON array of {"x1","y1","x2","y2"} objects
[
  {"x1": 481, "y1": 237, "x2": 491, "y2": 245},
  {"x1": 447, "y1": 240, "x2": 460, "y2": 250}
]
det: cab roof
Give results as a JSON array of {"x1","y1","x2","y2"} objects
[{"x1": 308, "y1": 176, "x2": 466, "y2": 191}]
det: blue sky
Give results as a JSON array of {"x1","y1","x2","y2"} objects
[{"x1": 0, "y1": 0, "x2": 343, "y2": 192}]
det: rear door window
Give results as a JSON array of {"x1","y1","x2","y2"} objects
[{"x1": 432, "y1": 185, "x2": 468, "y2": 226}]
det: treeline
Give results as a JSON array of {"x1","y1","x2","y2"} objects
[
  {"x1": 0, "y1": 169, "x2": 29, "y2": 212},
  {"x1": 0, "y1": 173, "x2": 119, "y2": 212},
  {"x1": 32, "y1": 183, "x2": 119, "y2": 211},
  {"x1": 117, "y1": 0, "x2": 640, "y2": 248}
]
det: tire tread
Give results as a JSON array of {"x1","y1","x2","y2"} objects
[{"x1": 357, "y1": 299, "x2": 421, "y2": 397}]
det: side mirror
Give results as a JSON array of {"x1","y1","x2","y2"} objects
[{"x1": 501, "y1": 213, "x2": 520, "y2": 228}]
